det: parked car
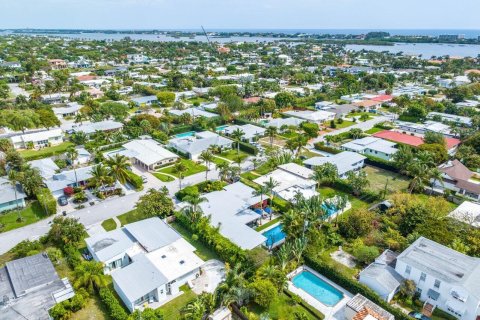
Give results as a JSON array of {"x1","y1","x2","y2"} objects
[
  {"x1": 141, "y1": 175, "x2": 148, "y2": 183},
  {"x1": 408, "y1": 312, "x2": 430, "y2": 320},
  {"x1": 58, "y1": 196, "x2": 68, "y2": 206}
]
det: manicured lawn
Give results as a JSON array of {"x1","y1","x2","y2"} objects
[
  {"x1": 364, "y1": 127, "x2": 384, "y2": 134},
  {"x1": 318, "y1": 186, "x2": 369, "y2": 211},
  {"x1": 211, "y1": 156, "x2": 230, "y2": 166},
  {"x1": 157, "y1": 159, "x2": 206, "y2": 178},
  {"x1": 184, "y1": 97, "x2": 209, "y2": 105},
  {"x1": 279, "y1": 131, "x2": 301, "y2": 140},
  {"x1": 240, "y1": 171, "x2": 260, "y2": 181},
  {"x1": 299, "y1": 149, "x2": 321, "y2": 159},
  {"x1": 249, "y1": 292, "x2": 322, "y2": 320},
  {"x1": 20, "y1": 142, "x2": 74, "y2": 160},
  {"x1": 333, "y1": 120, "x2": 355, "y2": 129},
  {"x1": 0, "y1": 201, "x2": 49, "y2": 233},
  {"x1": 101, "y1": 218, "x2": 117, "y2": 231},
  {"x1": 152, "y1": 172, "x2": 175, "y2": 182},
  {"x1": 170, "y1": 221, "x2": 221, "y2": 261},
  {"x1": 117, "y1": 209, "x2": 148, "y2": 226},
  {"x1": 255, "y1": 217, "x2": 281, "y2": 232},
  {"x1": 220, "y1": 149, "x2": 249, "y2": 162},
  {"x1": 364, "y1": 165, "x2": 410, "y2": 194},
  {"x1": 157, "y1": 285, "x2": 197, "y2": 320}
]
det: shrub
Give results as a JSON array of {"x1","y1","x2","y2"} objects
[
  {"x1": 237, "y1": 141, "x2": 258, "y2": 155},
  {"x1": 313, "y1": 142, "x2": 341, "y2": 155},
  {"x1": 125, "y1": 170, "x2": 143, "y2": 191},
  {"x1": 250, "y1": 278, "x2": 277, "y2": 308},
  {"x1": 63, "y1": 244, "x2": 82, "y2": 268},
  {"x1": 197, "y1": 180, "x2": 226, "y2": 193},
  {"x1": 10, "y1": 240, "x2": 43, "y2": 259},
  {"x1": 99, "y1": 288, "x2": 129, "y2": 320},
  {"x1": 175, "y1": 185, "x2": 199, "y2": 201},
  {"x1": 352, "y1": 244, "x2": 380, "y2": 264}
]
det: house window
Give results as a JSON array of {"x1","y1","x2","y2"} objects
[
  {"x1": 434, "y1": 279, "x2": 441, "y2": 289},
  {"x1": 417, "y1": 288, "x2": 422, "y2": 295},
  {"x1": 420, "y1": 272, "x2": 426, "y2": 282},
  {"x1": 405, "y1": 265, "x2": 411, "y2": 275}
]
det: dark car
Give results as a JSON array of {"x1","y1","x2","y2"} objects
[
  {"x1": 408, "y1": 312, "x2": 431, "y2": 320},
  {"x1": 58, "y1": 196, "x2": 68, "y2": 206}
]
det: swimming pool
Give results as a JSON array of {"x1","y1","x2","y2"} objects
[
  {"x1": 175, "y1": 131, "x2": 196, "y2": 138},
  {"x1": 292, "y1": 271, "x2": 343, "y2": 306},
  {"x1": 322, "y1": 203, "x2": 338, "y2": 218},
  {"x1": 262, "y1": 224, "x2": 286, "y2": 247},
  {"x1": 215, "y1": 125, "x2": 229, "y2": 132}
]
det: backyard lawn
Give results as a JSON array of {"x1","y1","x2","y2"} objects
[
  {"x1": 0, "y1": 201, "x2": 50, "y2": 233},
  {"x1": 71, "y1": 295, "x2": 109, "y2": 320},
  {"x1": 117, "y1": 209, "x2": 148, "y2": 226},
  {"x1": 332, "y1": 119, "x2": 355, "y2": 129},
  {"x1": 170, "y1": 221, "x2": 221, "y2": 261},
  {"x1": 318, "y1": 186, "x2": 369, "y2": 211},
  {"x1": 363, "y1": 165, "x2": 410, "y2": 194},
  {"x1": 101, "y1": 218, "x2": 117, "y2": 231},
  {"x1": 211, "y1": 156, "x2": 230, "y2": 166},
  {"x1": 20, "y1": 142, "x2": 74, "y2": 160},
  {"x1": 364, "y1": 127, "x2": 384, "y2": 134},
  {"x1": 152, "y1": 172, "x2": 175, "y2": 182},
  {"x1": 157, "y1": 159, "x2": 206, "y2": 178},
  {"x1": 157, "y1": 285, "x2": 197, "y2": 320},
  {"x1": 219, "y1": 149, "x2": 249, "y2": 162}
]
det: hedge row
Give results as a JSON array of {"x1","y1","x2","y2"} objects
[
  {"x1": 170, "y1": 124, "x2": 195, "y2": 135},
  {"x1": 283, "y1": 289, "x2": 324, "y2": 319},
  {"x1": 126, "y1": 170, "x2": 143, "y2": 190},
  {"x1": 236, "y1": 141, "x2": 259, "y2": 155},
  {"x1": 313, "y1": 142, "x2": 341, "y2": 155},
  {"x1": 99, "y1": 288, "x2": 129, "y2": 320},
  {"x1": 35, "y1": 187, "x2": 57, "y2": 215},
  {"x1": 304, "y1": 256, "x2": 410, "y2": 320},
  {"x1": 364, "y1": 155, "x2": 399, "y2": 173},
  {"x1": 175, "y1": 213, "x2": 250, "y2": 266}
]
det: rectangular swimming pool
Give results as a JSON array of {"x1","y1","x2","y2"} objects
[
  {"x1": 292, "y1": 271, "x2": 343, "y2": 306},
  {"x1": 175, "y1": 131, "x2": 196, "y2": 138},
  {"x1": 262, "y1": 224, "x2": 286, "y2": 247}
]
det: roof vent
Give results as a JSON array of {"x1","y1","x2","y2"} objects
[
  {"x1": 179, "y1": 260, "x2": 185, "y2": 264},
  {"x1": 161, "y1": 255, "x2": 166, "y2": 259}
]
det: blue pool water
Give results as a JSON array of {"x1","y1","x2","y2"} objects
[
  {"x1": 292, "y1": 271, "x2": 343, "y2": 306},
  {"x1": 175, "y1": 131, "x2": 196, "y2": 138},
  {"x1": 262, "y1": 224, "x2": 286, "y2": 247},
  {"x1": 215, "y1": 125, "x2": 229, "y2": 132},
  {"x1": 322, "y1": 203, "x2": 338, "y2": 218}
]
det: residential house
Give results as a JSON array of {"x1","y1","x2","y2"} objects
[
  {"x1": 106, "y1": 138, "x2": 179, "y2": 170},
  {"x1": 283, "y1": 110, "x2": 336, "y2": 124},
  {"x1": 434, "y1": 160, "x2": 480, "y2": 201},
  {"x1": 448, "y1": 201, "x2": 480, "y2": 228},
  {"x1": 341, "y1": 137, "x2": 398, "y2": 161},
  {"x1": 168, "y1": 131, "x2": 233, "y2": 160},
  {"x1": 192, "y1": 182, "x2": 267, "y2": 250},
  {"x1": 0, "y1": 253, "x2": 74, "y2": 320},
  {"x1": 396, "y1": 120, "x2": 456, "y2": 138},
  {"x1": 29, "y1": 158, "x2": 60, "y2": 179},
  {"x1": 304, "y1": 151, "x2": 366, "y2": 178},
  {"x1": 66, "y1": 120, "x2": 123, "y2": 136},
  {"x1": 359, "y1": 250, "x2": 404, "y2": 302},
  {"x1": 0, "y1": 177, "x2": 27, "y2": 213},
  {"x1": 427, "y1": 112, "x2": 472, "y2": 127},
  {"x1": 394, "y1": 237, "x2": 480, "y2": 319},
  {"x1": 253, "y1": 163, "x2": 318, "y2": 201},
  {"x1": 86, "y1": 218, "x2": 204, "y2": 312},
  {"x1": 131, "y1": 95, "x2": 158, "y2": 106},
  {"x1": 344, "y1": 294, "x2": 394, "y2": 320},
  {"x1": 48, "y1": 59, "x2": 67, "y2": 70},
  {"x1": 354, "y1": 99, "x2": 383, "y2": 113},
  {"x1": 45, "y1": 165, "x2": 94, "y2": 198},
  {"x1": 169, "y1": 107, "x2": 218, "y2": 119},
  {"x1": 127, "y1": 54, "x2": 149, "y2": 64},
  {"x1": 53, "y1": 102, "x2": 82, "y2": 118},
  {"x1": 223, "y1": 124, "x2": 266, "y2": 143},
  {"x1": 10, "y1": 128, "x2": 64, "y2": 149},
  {"x1": 262, "y1": 117, "x2": 305, "y2": 130}
]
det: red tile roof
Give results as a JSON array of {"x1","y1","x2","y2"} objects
[
  {"x1": 373, "y1": 130, "x2": 460, "y2": 149},
  {"x1": 372, "y1": 95, "x2": 393, "y2": 102}
]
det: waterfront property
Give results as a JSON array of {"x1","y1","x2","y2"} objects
[{"x1": 85, "y1": 218, "x2": 204, "y2": 312}]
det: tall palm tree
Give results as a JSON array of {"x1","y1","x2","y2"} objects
[
  {"x1": 106, "y1": 154, "x2": 130, "y2": 185},
  {"x1": 66, "y1": 147, "x2": 79, "y2": 186},
  {"x1": 230, "y1": 128, "x2": 245, "y2": 155},
  {"x1": 428, "y1": 167, "x2": 444, "y2": 195},
  {"x1": 182, "y1": 299, "x2": 206, "y2": 320},
  {"x1": 73, "y1": 261, "x2": 108, "y2": 294},
  {"x1": 216, "y1": 162, "x2": 230, "y2": 182},
  {"x1": 265, "y1": 126, "x2": 277, "y2": 148},
  {"x1": 90, "y1": 164, "x2": 110, "y2": 193},
  {"x1": 5, "y1": 171, "x2": 23, "y2": 221},
  {"x1": 252, "y1": 185, "x2": 269, "y2": 211},
  {"x1": 199, "y1": 150, "x2": 214, "y2": 181},
  {"x1": 173, "y1": 162, "x2": 188, "y2": 190},
  {"x1": 276, "y1": 241, "x2": 292, "y2": 271},
  {"x1": 183, "y1": 194, "x2": 208, "y2": 223},
  {"x1": 264, "y1": 177, "x2": 279, "y2": 219}
]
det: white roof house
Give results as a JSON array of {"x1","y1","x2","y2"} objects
[
  {"x1": 53, "y1": 102, "x2": 82, "y2": 118},
  {"x1": 304, "y1": 151, "x2": 366, "y2": 178},
  {"x1": 86, "y1": 218, "x2": 204, "y2": 312},
  {"x1": 29, "y1": 158, "x2": 60, "y2": 179},
  {"x1": 169, "y1": 107, "x2": 218, "y2": 119},
  {"x1": 168, "y1": 131, "x2": 233, "y2": 160},
  {"x1": 193, "y1": 182, "x2": 267, "y2": 250},
  {"x1": 10, "y1": 128, "x2": 63, "y2": 149},
  {"x1": 396, "y1": 120, "x2": 455, "y2": 138},
  {"x1": 45, "y1": 165, "x2": 95, "y2": 197},
  {"x1": 66, "y1": 120, "x2": 123, "y2": 135},
  {"x1": 341, "y1": 137, "x2": 398, "y2": 161},
  {"x1": 448, "y1": 201, "x2": 480, "y2": 228},
  {"x1": 106, "y1": 139, "x2": 179, "y2": 170},
  {"x1": 283, "y1": 110, "x2": 336, "y2": 124},
  {"x1": 395, "y1": 237, "x2": 480, "y2": 319},
  {"x1": 223, "y1": 124, "x2": 266, "y2": 142},
  {"x1": 253, "y1": 163, "x2": 318, "y2": 201},
  {"x1": 427, "y1": 112, "x2": 472, "y2": 127},
  {"x1": 263, "y1": 117, "x2": 305, "y2": 129}
]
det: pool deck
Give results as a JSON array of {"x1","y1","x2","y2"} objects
[{"x1": 287, "y1": 266, "x2": 353, "y2": 320}]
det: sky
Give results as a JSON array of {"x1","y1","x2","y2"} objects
[{"x1": 0, "y1": 0, "x2": 479, "y2": 30}]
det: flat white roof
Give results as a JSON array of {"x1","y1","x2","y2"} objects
[
  {"x1": 304, "y1": 151, "x2": 366, "y2": 176},
  {"x1": 118, "y1": 139, "x2": 178, "y2": 166},
  {"x1": 224, "y1": 124, "x2": 266, "y2": 140},
  {"x1": 449, "y1": 201, "x2": 480, "y2": 228},
  {"x1": 283, "y1": 110, "x2": 335, "y2": 122}
]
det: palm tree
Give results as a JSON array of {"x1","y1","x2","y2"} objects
[
  {"x1": 428, "y1": 167, "x2": 444, "y2": 195},
  {"x1": 252, "y1": 185, "x2": 269, "y2": 211},
  {"x1": 230, "y1": 128, "x2": 245, "y2": 155},
  {"x1": 182, "y1": 299, "x2": 206, "y2": 320},
  {"x1": 173, "y1": 161, "x2": 188, "y2": 190},
  {"x1": 265, "y1": 126, "x2": 277, "y2": 148},
  {"x1": 66, "y1": 147, "x2": 79, "y2": 186},
  {"x1": 286, "y1": 135, "x2": 308, "y2": 158},
  {"x1": 199, "y1": 150, "x2": 214, "y2": 181},
  {"x1": 105, "y1": 154, "x2": 130, "y2": 185},
  {"x1": 334, "y1": 195, "x2": 348, "y2": 226},
  {"x1": 291, "y1": 237, "x2": 308, "y2": 265},
  {"x1": 264, "y1": 177, "x2": 279, "y2": 206},
  {"x1": 276, "y1": 242, "x2": 292, "y2": 271},
  {"x1": 90, "y1": 164, "x2": 110, "y2": 194},
  {"x1": 183, "y1": 193, "x2": 208, "y2": 223},
  {"x1": 216, "y1": 162, "x2": 230, "y2": 182},
  {"x1": 73, "y1": 261, "x2": 108, "y2": 294}
]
